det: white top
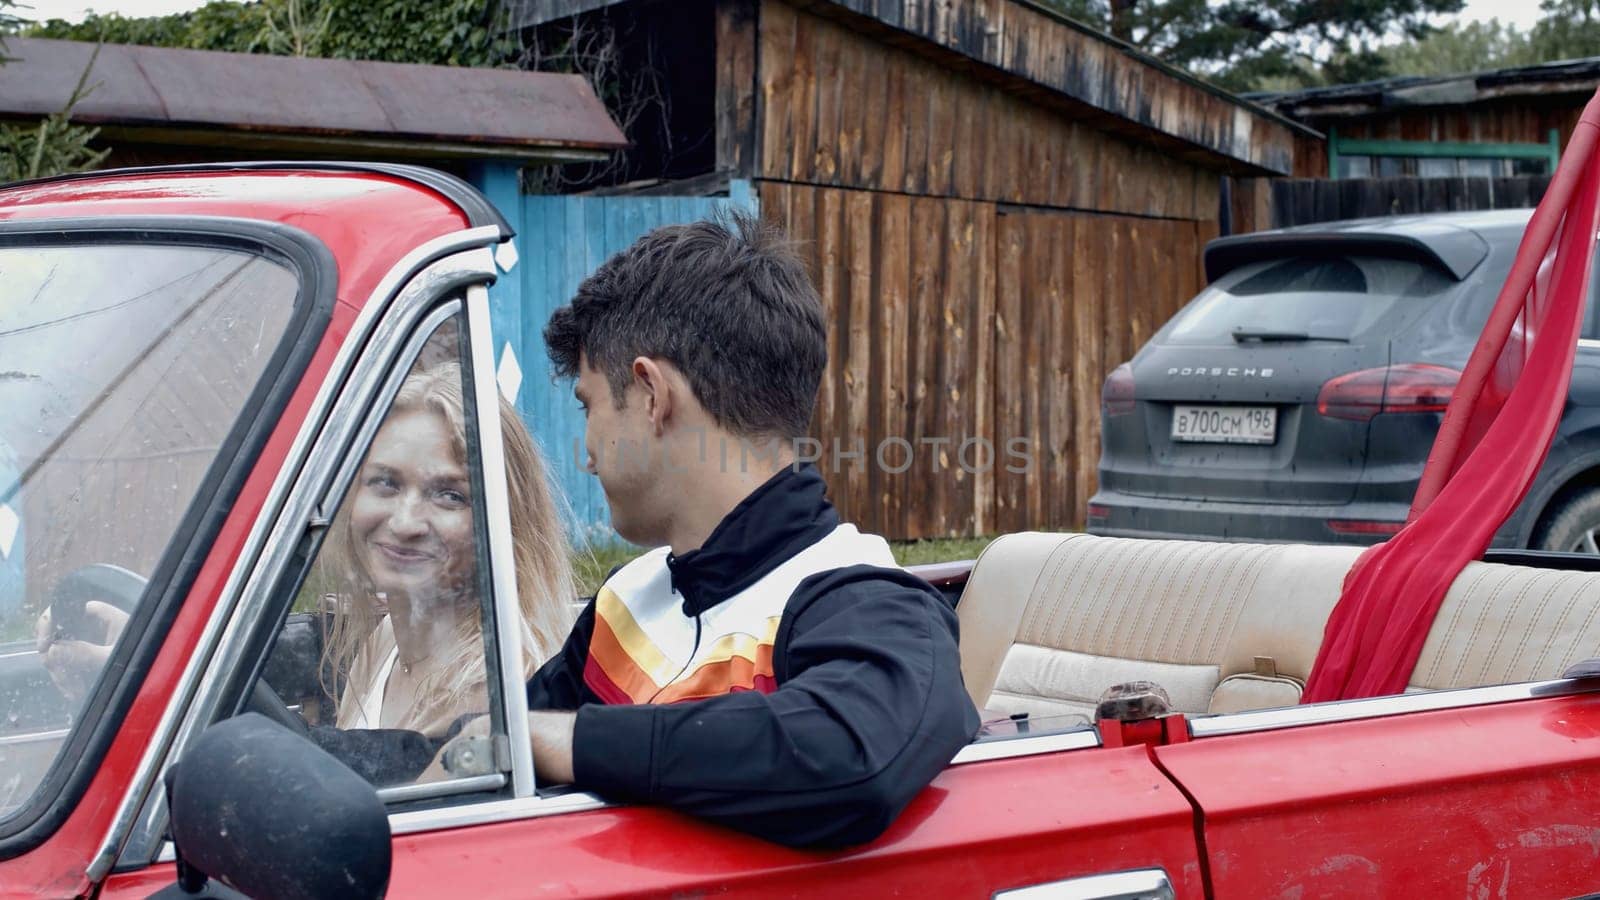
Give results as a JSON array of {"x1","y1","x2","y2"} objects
[{"x1": 354, "y1": 644, "x2": 399, "y2": 729}]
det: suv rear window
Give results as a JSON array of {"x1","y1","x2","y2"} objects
[{"x1": 1163, "y1": 255, "x2": 1455, "y2": 345}]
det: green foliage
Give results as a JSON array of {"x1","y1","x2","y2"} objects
[
  {"x1": 569, "y1": 536, "x2": 1004, "y2": 597},
  {"x1": 1377, "y1": 0, "x2": 1600, "y2": 80},
  {"x1": 23, "y1": 0, "x2": 516, "y2": 67},
  {"x1": 0, "y1": 4, "x2": 111, "y2": 182},
  {"x1": 1034, "y1": 0, "x2": 1465, "y2": 91},
  {"x1": 24, "y1": 4, "x2": 266, "y2": 50},
  {"x1": 1528, "y1": 0, "x2": 1600, "y2": 62},
  {"x1": 1380, "y1": 18, "x2": 1545, "y2": 77}
]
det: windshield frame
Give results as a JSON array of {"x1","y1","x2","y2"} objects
[{"x1": 0, "y1": 216, "x2": 336, "y2": 858}]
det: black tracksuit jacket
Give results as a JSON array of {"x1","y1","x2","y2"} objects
[{"x1": 526, "y1": 464, "x2": 980, "y2": 848}]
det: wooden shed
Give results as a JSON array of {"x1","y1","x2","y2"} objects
[
  {"x1": 512, "y1": 0, "x2": 1310, "y2": 540},
  {"x1": 1234, "y1": 58, "x2": 1600, "y2": 230},
  {"x1": 1254, "y1": 58, "x2": 1600, "y2": 180}
]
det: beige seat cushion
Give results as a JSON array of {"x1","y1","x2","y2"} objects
[
  {"x1": 1410, "y1": 560, "x2": 1600, "y2": 691},
  {"x1": 957, "y1": 532, "x2": 1362, "y2": 717},
  {"x1": 958, "y1": 531, "x2": 1600, "y2": 720}
]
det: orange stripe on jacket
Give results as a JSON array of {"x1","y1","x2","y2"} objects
[
  {"x1": 584, "y1": 607, "x2": 662, "y2": 704},
  {"x1": 653, "y1": 642, "x2": 778, "y2": 704}
]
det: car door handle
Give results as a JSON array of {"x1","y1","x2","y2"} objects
[{"x1": 992, "y1": 868, "x2": 1176, "y2": 900}]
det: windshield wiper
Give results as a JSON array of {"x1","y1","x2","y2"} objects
[{"x1": 1230, "y1": 328, "x2": 1351, "y2": 343}]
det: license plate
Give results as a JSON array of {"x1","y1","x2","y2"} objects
[{"x1": 1171, "y1": 405, "x2": 1277, "y2": 444}]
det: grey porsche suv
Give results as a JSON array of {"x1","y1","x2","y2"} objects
[{"x1": 1088, "y1": 208, "x2": 1600, "y2": 553}]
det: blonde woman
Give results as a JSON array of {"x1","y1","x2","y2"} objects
[{"x1": 319, "y1": 362, "x2": 573, "y2": 738}]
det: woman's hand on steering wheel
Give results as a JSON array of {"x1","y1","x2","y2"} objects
[{"x1": 34, "y1": 600, "x2": 129, "y2": 703}]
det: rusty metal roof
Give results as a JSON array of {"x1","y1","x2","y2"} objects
[
  {"x1": 0, "y1": 38, "x2": 628, "y2": 162},
  {"x1": 1252, "y1": 57, "x2": 1600, "y2": 120}
]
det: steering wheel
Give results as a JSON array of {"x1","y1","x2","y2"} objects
[
  {"x1": 246, "y1": 678, "x2": 310, "y2": 736},
  {"x1": 47, "y1": 563, "x2": 146, "y2": 641},
  {"x1": 52, "y1": 564, "x2": 308, "y2": 736}
]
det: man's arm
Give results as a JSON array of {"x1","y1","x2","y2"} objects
[
  {"x1": 526, "y1": 598, "x2": 598, "y2": 710},
  {"x1": 558, "y1": 566, "x2": 980, "y2": 848}
]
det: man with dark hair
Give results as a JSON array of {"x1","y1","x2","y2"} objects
[{"x1": 516, "y1": 210, "x2": 978, "y2": 847}]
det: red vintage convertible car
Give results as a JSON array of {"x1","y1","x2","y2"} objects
[{"x1": 3, "y1": 164, "x2": 1600, "y2": 899}]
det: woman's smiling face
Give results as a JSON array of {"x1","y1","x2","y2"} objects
[{"x1": 350, "y1": 409, "x2": 475, "y2": 603}]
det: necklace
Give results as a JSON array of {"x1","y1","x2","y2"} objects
[{"x1": 398, "y1": 651, "x2": 432, "y2": 676}]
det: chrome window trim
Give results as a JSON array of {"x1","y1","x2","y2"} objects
[
  {"x1": 380, "y1": 729, "x2": 1107, "y2": 837},
  {"x1": 463, "y1": 284, "x2": 536, "y2": 797},
  {"x1": 950, "y1": 728, "x2": 1101, "y2": 765},
  {"x1": 376, "y1": 774, "x2": 507, "y2": 806},
  {"x1": 1188, "y1": 677, "x2": 1600, "y2": 739},
  {"x1": 993, "y1": 868, "x2": 1174, "y2": 900},
  {"x1": 97, "y1": 226, "x2": 502, "y2": 879},
  {"x1": 387, "y1": 790, "x2": 611, "y2": 837},
  {"x1": 1578, "y1": 338, "x2": 1600, "y2": 349}
]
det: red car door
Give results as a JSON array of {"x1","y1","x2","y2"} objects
[
  {"x1": 1156, "y1": 682, "x2": 1600, "y2": 898},
  {"x1": 103, "y1": 735, "x2": 1205, "y2": 899}
]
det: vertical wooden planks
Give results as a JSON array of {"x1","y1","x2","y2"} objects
[
  {"x1": 836, "y1": 25, "x2": 866, "y2": 188},
  {"x1": 715, "y1": 0, "x2": 760, "y2": 177},
  {"x1": 926, "y1": 70, "x2": 956, "y2": 197},
  {"x1": 879, "y1": 60, "x2": 908, "y2": 193},
  {"x1": 1072, "y1": 213, "x2": 1104, "y2": 530},
  {"x1": 993, "y1": 210, "x2": 1026, "y2": 533},
  {"x1": 755, "y1": 1, "x2": 1227, "y2": 218},
  {"x1": 788, "y1": 6, "x2": 818, "y2": 183},
  {"x1": 859, "y1": 30, "x2": 890, "y2": 189},
  {"x1": 1040, "y1": 213, "x2": 1069, "y2": 530},
  {"x1": 970, "y1": 201, "x2": 996, "y2": 537},
  {"x1": 812, "y1": 17, "x2": 843, "y2": 184},
  {"x1": 815, "y1": 187, "x2": 848, "y2": 508},
  {"x1": 843, "y1": 189, "x2": 876, "y2": 523},
  {"x1": 758, "y1": 0, "x2": 796, "y2": 182},
  {"x1": 906, "y1": 194, "x2": 943, "y2": 538},
  {"x1": 876, "y1": 193, "x2": 912, "y2": 539},
  {"x1": 902, "y1": 57, "x2": 931, "y2": 197}
]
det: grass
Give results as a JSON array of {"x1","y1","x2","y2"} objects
[{"x1": 569, "y1": 535, "x2": 1001, "y2": 597}]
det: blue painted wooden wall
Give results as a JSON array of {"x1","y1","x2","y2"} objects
[{"x1": 469, "y1": 163, "x2": 758, "y2": 546}]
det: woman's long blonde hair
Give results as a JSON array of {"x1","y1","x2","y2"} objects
[{"x1": 319, "y1": 361, "x2": 574, "y2": 732}]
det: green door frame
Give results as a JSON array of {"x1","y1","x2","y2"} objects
[{"x1": 1328, "y1": 126, "x2": 1561, "y2": 178}]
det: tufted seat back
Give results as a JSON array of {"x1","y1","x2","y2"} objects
[{"x1": 956, "y1": 532, "x2": 1600, "y2": 718}]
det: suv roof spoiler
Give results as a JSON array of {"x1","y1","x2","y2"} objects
[{"x1": 1205, "y1": 228, "x2": 1490, "y2": 283}]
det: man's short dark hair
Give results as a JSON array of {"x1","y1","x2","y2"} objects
[{"x1": 544, "y1": 210, "x2": 826, "y2": 440}]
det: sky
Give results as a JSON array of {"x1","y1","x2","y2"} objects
[{"x1": 8, "y1": 0, "x2": 1559, "y2": 29}]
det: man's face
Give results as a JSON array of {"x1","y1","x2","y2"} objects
[{"x1": 575, "y1": 355, "x2": 669, "y2": 546}]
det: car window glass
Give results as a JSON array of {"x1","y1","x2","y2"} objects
[
  {"x1": 0, "y1": 242, "x2": 297, "y2": 820},
  {"x1": 1456, "y1": 246, "x2": 1600, "y2": 342},
  {"x1": 248, "y1": 313, "x2": 507, "y2": 793},
  {"x1": 1163, "y1": 255, "x2": 1454, "y2": 346}
]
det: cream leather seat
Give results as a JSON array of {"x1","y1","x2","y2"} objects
[{"x1": 956, "y1": 532, "x2": 1600, "y2": 719}]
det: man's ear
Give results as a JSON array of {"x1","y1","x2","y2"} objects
[{"x1": 631, "y1": 357, "x2": 673, "y2": 435}]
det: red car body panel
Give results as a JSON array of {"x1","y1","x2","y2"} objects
[
  {"x1": 96, "y1": 747, "x2": 1206, "y2": 899},
  {"x1": 0, "y1": 171, "x2": 469, "y2": 310},
  {"x1": 0, "y1": 169, "x2": 466, "y2": 897},
  {"x1": 1156, "y1": 693, "x2": 1600, "y2": 898}
]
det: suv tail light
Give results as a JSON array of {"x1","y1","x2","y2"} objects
[
  {"x1": 1102, "y1": 363, "x2": 1136, "y2": 417},
  {"x1": 1317, "y1": 364, "x2": 1459, "y2": 422}
]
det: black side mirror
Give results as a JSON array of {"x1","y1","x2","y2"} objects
[{"x1": 157, "y1": 713, "x2": 391, "y2": 899}]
